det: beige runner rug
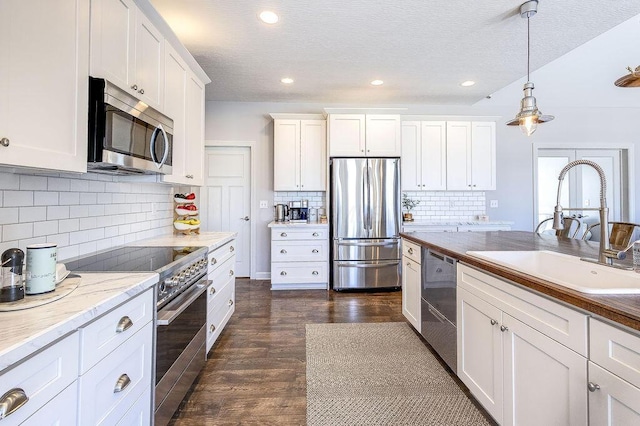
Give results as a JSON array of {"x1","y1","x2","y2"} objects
[{"x1": 306, "y1": 322, "x2": 490, "y2": 425}]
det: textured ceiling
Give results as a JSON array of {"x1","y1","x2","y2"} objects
[{"x1": 149, "y1": 0, "x2": 640, "y2": 105}]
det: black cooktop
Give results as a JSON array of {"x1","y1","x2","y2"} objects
[{"x1": 65, "y1": 246, "x2": 204, "y2": 273}]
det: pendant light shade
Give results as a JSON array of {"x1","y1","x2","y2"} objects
[{"x1": 506, "y1": 0, "x2": 554, "y2": 136}]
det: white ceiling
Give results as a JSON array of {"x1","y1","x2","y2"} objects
[{"x1": 150, "y1": 0, "x2": 640, "y2": 106}]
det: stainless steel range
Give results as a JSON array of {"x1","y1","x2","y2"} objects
[{"x1": 65, "y1": 245, "x2": 210, "y2": 425}]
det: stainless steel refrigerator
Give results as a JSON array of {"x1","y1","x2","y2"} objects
[{"x1": 330, "y1": 158, "x2": 401, "y2": 290}]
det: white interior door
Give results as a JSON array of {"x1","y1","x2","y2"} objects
[{"x1": 202, "y1": 146, "x2": 251, "y2": 277}]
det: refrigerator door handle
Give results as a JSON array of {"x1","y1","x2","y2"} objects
[
  {"x1": 336, "y1": 240, "x2": 399, "y2": 247},
  {"x1": 367, "y1": 163, "x2": 372, "y2": 231},
  {"x1": 335, "y1": 260, "x2": 400, "y2": 268}
]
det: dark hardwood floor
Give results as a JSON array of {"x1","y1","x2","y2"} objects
[{"x1": 168, "y1": 278, "x2": 490, "y2": 425}]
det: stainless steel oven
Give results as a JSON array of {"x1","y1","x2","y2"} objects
[
  {"x1": 421, "y1": 248, "x2": 457, "y2": 373},
  {"x1": 155, "y1": 278, "x2": 209, "y2": 425}
]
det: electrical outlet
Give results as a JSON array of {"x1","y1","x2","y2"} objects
[
  {"x1": 490, "y1": 200, "x2": 499, "y2": 208},
  {"x1": 259, "y1": 200, "x2": 268, "y2": 209}
]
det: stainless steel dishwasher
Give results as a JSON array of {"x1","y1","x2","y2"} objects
[{"x1": 421, "y1": 248, "x2": 457, "y2": 373}]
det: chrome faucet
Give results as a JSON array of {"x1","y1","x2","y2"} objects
[{"x1": 552, "y1": 159, "x2": 613, "y2": 265}]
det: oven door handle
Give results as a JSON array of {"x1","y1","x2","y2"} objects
[{"x1": 157, "y1": 280, "x2": 210, "y2": 326}]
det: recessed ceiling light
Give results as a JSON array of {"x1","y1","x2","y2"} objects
[
  {"x1": 460, "y1": 80, "x2": 476, "y2": 87},
  {"x1": 281, "y1": 77, "x2": 294, "y2": 84},
  {"x1": 259, "y1": 11, "x2": 279, "y2": 24},
  {"x1": 370, "y1": 80, "x2": 384, "y2": 86}
]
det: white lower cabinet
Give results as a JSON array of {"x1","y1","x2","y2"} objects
[
  {"x1": 116, "y1": 385, "x2": 152, "y2": 426},
  {"x1": 22, "y1": 382, "x2": 78, "y2": 426},
  {"x1": 588, "y1": 318, "x2": 640, "y2": 425},
  {"x1": 401, "y1": 239, "x2": 421, "y2": 331},
  {"x1": 269, "y1": 225, "x2": 329, "y2": 290},
  {"x1": 206, "y1": 240, "x2": 237, "y2": 354},
  {"x1": 457, "y1": 264, "x2": 588, "y2": 425}
]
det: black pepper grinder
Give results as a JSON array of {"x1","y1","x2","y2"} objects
[{"x1": 1, "y1": 248, "x2": 25, "y2": 302}]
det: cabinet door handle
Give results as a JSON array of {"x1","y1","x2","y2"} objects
[
  {"x1": 131, "y1": 84, "x2": 138, "y2": 90},
  {"x1": 0, "y1": 388, "x2": 28, "y2": 419},
  {"x1": 500, "y1": 325, "x2": 508, "y2": 332},
  {"x1": 230, "y1": 246, "x2": 235, "y2": 252},
  {"x1": 280, "y1": 271, "x2": 287, "y2": 276},
  {"x1": 587, "y1": 382, "x2": 601, "y2": 392},
  {"x1": 229, "y1": 270, "x2": 234, "y2": 276},
  {"x1": 280, "y1": 249, "x2": 287, "y2": 254},
  {"x1": 408, "y1": 247, "x2": 414, "y2": 255},
  {"x1": 281, "y1": 232, "x2": 287, "y2": 237},
  {"x1": 209, "y1": 287, "x2": 216, "y2": 295},
  {"x1": 312, "y1": 232, "x2": 319, "y2": 237},
  {"x1": 312, "y1": 271, "x2": 319, "y2": 275},
  {"x1": 211, "y1": 257, "x2": 217, "y2": 265},
  {"x1": 210, "y1": 324, "x2": 216, "y2": 333},
  {"x1": 312, "y1": 249, "x2": 319, "y2": 253},
  {"x1": 138, "y1": 88, "x2": 145, "y2": 94},
  {"x1": 114, "y1": 374, "x2": 131, "y2": 393},
  {"x1": 0, "y1": 138, "x2": 9, "y2": 147},
  {"x1": 228, "y1": 299, "x2": 234, "y2": 306},
  {"x1": 490, "y1": 319, "x2": 497, "y2": 326},
  {"x1": 116, "y1": 316, "x2": 133, "y2": 333}
]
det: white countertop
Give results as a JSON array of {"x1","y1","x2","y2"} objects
[
  {"x1": 402, "y1": 220, "x2": 514, "y2": 226},
  {"x1": 133, "y1": 231, "x2": 237, "y2": 250},
  {"x1": 268, "y1": 221, "x2": 329, "y2": 228},
  {"x1": 0, "y1": 272, "x2": 157, "y2": 372}
]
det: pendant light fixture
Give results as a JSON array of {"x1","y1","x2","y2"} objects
[
  {"x1": 614, "y1": 66, "x2": 640, "y2": 87},
  {"x1": 506, "y1": 0, "x2": 554, "y2": 136}
]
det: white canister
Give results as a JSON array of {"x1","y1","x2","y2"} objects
[
  {"x1": 26, "y1": 244, "x2": 57, "y2": 294},
  {"x1": 309, "y1": 208, "x2": 318, "y2": 223}
]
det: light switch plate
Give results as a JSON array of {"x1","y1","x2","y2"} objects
[
  {"x1": 260, "y1": 200, "x2": 268, "y2": 208},
  {"x1": 490, "y1": 200, "x2": 498, "y2": 208}
]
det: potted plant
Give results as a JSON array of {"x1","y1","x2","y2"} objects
[{"x1": 402, "y1": 193, "x2": 420, "y2": 222}]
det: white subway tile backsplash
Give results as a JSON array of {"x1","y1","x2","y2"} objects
[
  {"x1": 0, "y1": 171, "x2": 173, "y2": 261},
  {"x1": 403, "y1": 190, "x2": 486, "y2": 221}
]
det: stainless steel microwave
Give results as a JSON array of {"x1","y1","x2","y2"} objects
[{"x1": 88, "y1": 77, "x2": 173, "y2": 175}]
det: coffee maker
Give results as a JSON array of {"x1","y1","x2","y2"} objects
[
  {"x1": 289, "y1": 200, "x2": 309, "y2": 223},
  {"x1": 1, "y1": 248, "x2": 24, "y2": 303}
]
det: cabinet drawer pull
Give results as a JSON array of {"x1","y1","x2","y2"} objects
[
  {"x1": 211, "y1": 257, "x2": 217, "y2": 265},
  {"x1": 0, "y1": 388, "x2": 28, "y2": 419},
  {"x1": 312, "y1": 232, "x2": 319, "y2": 237},
  {"x1": 280, "y1": 249, "x2": 287, "y2": 254},
  {"x1": 587, "y1": 382, "x2": 600, "y2": 392},
  {"x1": 230, "y1": 246, "x2": 235, "y2": 252},
  {"x1": 186, "y1": 174, "x2": 194, "y2": 179},
  {"x1": 209, "y1": 287, "x2": 216, "y2": 295},
  {"x1": 490, "y1": 319, "x2": 497, "y2": 326},
  {"x1": 114, "y1": 374, "x2": 131, "y2": 393},
  {"x1": 116, "y1": 316, "x2": 133, "y2": 333},
  {"x1": 500, "y1": 325, "x2": 508, "y2": 332},
  {"x1": 0, "y1": 138, "x2": 9, "y2": 147},
  {"x1": 228, "y1": 299, "x2": 234, "y2": 306},
  {"x1": 312, "y1": 249, "x2": 319, "y2": 253},
  {"x1": 229, "y1": 270, "x2": 234, "y2": 276},
  {"x1": 408, "y1": 247, "x2": 414, "y2": 255},
  {"x1": 312, "y1": 271, "x2": 319, "y2": 275},
  {"x1": 281, "y1": 233, "x2": 287, "y2": 237},
  {"x1": 280, "y1": 271, "x2": 287, "y2": 276},
  {"x1": 210, "y1": 324, "x2": 216, "y2": 333}
]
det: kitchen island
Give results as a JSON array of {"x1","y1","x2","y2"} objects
[{"x1": 401, "y1": 230, "x2": 640, "y2": 331}]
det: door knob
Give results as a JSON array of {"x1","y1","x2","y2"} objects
[{"x1": 240, "y1": 216, "x2": 250, "y2": 221}]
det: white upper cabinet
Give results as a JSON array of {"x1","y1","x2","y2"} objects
[
  {"x1": 328, "y1": 114, "x2": 401, "y2": 157},
  {"x1": 0, "y1": 0, "x2": 89, "y2": 173},
  {"x1": 273, "y1": 116, "x2": 326, "y2": 191},
  {"x1": 184, "y1": 72, "x2": 206, "y2": 185},
  {"x1": 401, "y1": 121, "x2": 446, "y2": 191},
  {"x1": 91, "y1": 0, "x2": 164, "y2": 110},
  {"x1": 446, "y1": 121, "x2": 496, "y2": 191}
]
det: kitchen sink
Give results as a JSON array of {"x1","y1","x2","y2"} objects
[{"x1": 465, "y1": 250, "x2": 640, "y2": 294}]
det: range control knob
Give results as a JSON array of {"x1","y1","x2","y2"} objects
[
  {"x1": 178, "y1": 272, "x2": 187, "y2": 284},
  {"x1": 159, "y1": 281, "x2": 166, "y2": 293},
  {"x1": 165, "y1": 276, "x2": 178, "y2": 288}
]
